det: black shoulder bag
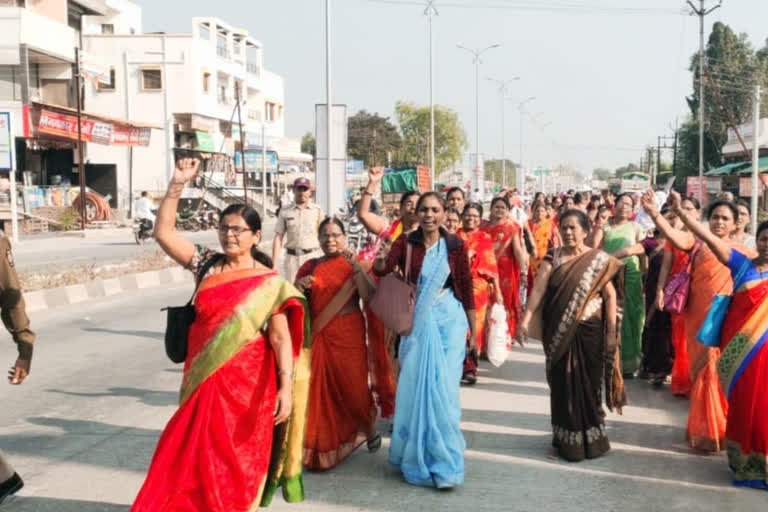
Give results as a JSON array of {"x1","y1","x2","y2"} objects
[{"x1": 162, "y1": 254, "x2": 223, "y2": 363}]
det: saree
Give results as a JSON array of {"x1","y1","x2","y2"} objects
[
  {"x1": 602, "y1": 222, "x2": 645, "y2": 374},
  {"x1": 640, "y1": 237, "x2": 673, "y2": 379},
  {"x1": 458, "y1": 228, "x2": 498, "y2": 359},
  {"x1": 667, "y1": 242, "x2": 691, "y2": 396},
  {"x1": 485, "y1": 221, "x2": 522, "y2": 337},
  {"x1": 526, "y1": 218, "x2": 555, "y2": 294},
  {"x1": 132, "y1": 269, "x2": 310, "y2": 511},
  {"x1": 536, "y1": 248, "x2": 626, "y2": 462},
  {"x1": 298, "y1": 255, "x2": 377, "y2": 471},
  {"x1": 684, "y1": 244, "x2": 745, "y2": 451},
  {"x1": 717, "y1": 249, "x2": 768, "y2": 490},
  {"x1": 389, "y1": 238, "x2": 467, "y2": 487}
]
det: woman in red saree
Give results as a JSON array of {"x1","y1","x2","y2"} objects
[
  {"x1": 458, "y1": 202, "x2": 501, "y2": 382},
  {"x1": 133, "y1": 160, "x2": 309, "y2": 511},
  {"x1": 484, "y1": 196, "x2": 528, "y2": 342},
  {"x1": 296, "y1": 217, "x2": 382, "y2": 471},
  {"x1": 682, "y1": 213, "x2": 768, "y2": 490}
]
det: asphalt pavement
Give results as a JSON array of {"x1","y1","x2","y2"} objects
[{"x1": 0, "y1": 284, "x2": 765, "y2": 511}]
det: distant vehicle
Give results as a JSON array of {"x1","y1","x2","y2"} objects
[{"x1": 133, "y1": 218, "x2": 153, "y2": 244}]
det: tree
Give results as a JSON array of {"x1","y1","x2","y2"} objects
[
  {"x1": 592, "y1": 168, "x2": 613, "y2": 181},
  {"x1": 347, "y1": 110, "x2": 401, "y2": 167},
  {"x1": 484, "y1": 159, "x2": 518, "y2": 189},
  {"x1": 614, "y1": 163, "x2": 639, "y2": 178},
  {"x1": 394, "y1": 101, "x2": 467, "y2": 173},
  {"x1": 300, "y1": 132, "x2": 316, "y2": 158}
]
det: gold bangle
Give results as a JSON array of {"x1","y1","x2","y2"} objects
[{"x1": 278, "y1": 368, "x2": 293, "y2": 377}]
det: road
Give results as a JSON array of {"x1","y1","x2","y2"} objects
[
  {"x1": 14, "y1": 218, "x2": 276, "y2": 272},
  {"x1": 1, "y1": 285, "x2": 765, "y2": 511}
]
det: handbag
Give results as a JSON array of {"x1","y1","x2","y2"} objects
[
  {"x1": 369, "y1": 242, "x2": 415, "y2": 336},
  {"x1": 162, "y1": 254, "x2": 223, "y2": 363},
  {"x1": 663, "y1": 240, "x2": 702, "y2": 314},
  {"x1": 697, "y1": 258, "x2": 750, "y2": 347}
]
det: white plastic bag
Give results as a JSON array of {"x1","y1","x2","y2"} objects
[{"x1": 486, "y1": 304, "x2": 512, "y2": 368}]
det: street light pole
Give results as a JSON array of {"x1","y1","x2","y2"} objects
[
  {"x1": 687, "y1": 0, "x2": 722, "y2": 189},
  {"x1": 457, "y1": 43, "x2": 500, "y2": 198},
  {"x1": 487, "y1": 77, "x2": 519, "y2": 189},
  {"x1": 325, "y1": 0, "x2": 332, "y2": 215},
  {"x1": 425, "y1": 1, "x2": 438, "y2": 188}
]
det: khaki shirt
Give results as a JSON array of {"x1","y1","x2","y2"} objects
[
  {"x1": 275, "y1": 202, "x2": 324, "y2": 251},
  {"x1": 0, "y1": 236, "x2": 35, "y2": 355}
]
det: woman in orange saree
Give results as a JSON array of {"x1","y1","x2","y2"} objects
[
  {"x1": 458, "y1": 202, "x2": 501, "y2": 382},
  {"x1": 681, "y1": 214, "x2": 768, "y2": 490},
  {"x1": 296, "y1": 217, "x2": 382, "y2": 471},
  {"x1": 134, "y1": 159, "x2": 309, "y2": 511},
  {"x1": 644, "y1": 190, "x2": 751, "y2": 452},
  {"x1": 527, "y1": 201, "x2": 555, "y2": 295}
]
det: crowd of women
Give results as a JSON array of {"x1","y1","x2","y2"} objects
[{"x1": 130, "y1": 158, "x2": 767, "y2": 511}]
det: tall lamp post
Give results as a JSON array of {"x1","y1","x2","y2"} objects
[
  {"x1": 487, "y1": 76, "x2": 519, "y2": 189},
  {"x1": 516, "y1": 96, "x2": 536, "y2": 192},
  {"x1": 457, "y1": 43, "x2": 500, "y2": 197},
  {"x1": 425, "y1": 1, "x2": 438, "y2": 188}
]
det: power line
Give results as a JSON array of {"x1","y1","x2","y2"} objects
[{"x1": 369, "y1": 0, "x2": 682, "y2": 15}]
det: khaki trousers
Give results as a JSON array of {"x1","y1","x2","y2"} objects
[{"x1": 283, "y1": 251, "x2": 321, "y2": 284}]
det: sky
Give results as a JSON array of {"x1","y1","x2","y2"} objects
[{"x1": 135, "y1": 0, "x2": 768, "y2": 174}]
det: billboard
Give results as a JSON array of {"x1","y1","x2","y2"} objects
[{"x1": 234, "y1": 150, "x2": 278, "y2": 173}]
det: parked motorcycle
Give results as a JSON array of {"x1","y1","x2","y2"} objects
[
  {"x1": 176, "y1": 209, "x2": 201, "y2": 232},
  {"x1": 133, "y1": 218, "x2": 153, "y2": 245}
]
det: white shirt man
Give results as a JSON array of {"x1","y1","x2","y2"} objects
[{"x1": 134, "y1": 193, "x2": 156, "y2": 223}]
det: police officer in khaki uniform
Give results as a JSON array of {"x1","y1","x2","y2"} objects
[
  {"x1": 272, "y1": 177, "x2": 324, "y2": 283},
  {"x1": 0, "y1": 236, "x2": 35, "y2": 504}
]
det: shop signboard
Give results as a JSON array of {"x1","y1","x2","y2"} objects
[
  {"x1": 37, "y1": 109, "x2": 94, "y2": 141},
  {"x1": 235, "y1": 150, "x2": 278, "y2": 173},
  {"x1": 706, "y1": 176, "x2": 722, "y2": 194},
  {"x1": 195, "y1": 131, "x2": 216, "y2": 152},
  {"x1": 346, "y1": 160, "x2": 365, "y2": 176},
  {"x1": 739, "y1": 175, "x2": 768, "y2": 197},
  {"x1": 686, "y1": 176, "x2": 706, "y2": 203},
  {"x1": 0, "y1": 112, "x2": 11, "y2": 170}
]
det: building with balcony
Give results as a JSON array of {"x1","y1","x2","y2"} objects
[
  {"x1": 0, "y1": 0, "x2": 157, "y2": 228},
  {"x1": 83, "y1": 12, "x2": 292, "y2": 211}
]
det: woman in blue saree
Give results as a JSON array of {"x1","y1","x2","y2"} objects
[{"x1": 374, "y1": 192, "x2": 476, "y2": 489}]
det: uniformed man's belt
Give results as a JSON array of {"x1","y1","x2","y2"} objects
[{"x1": 286, "y1": 248, "x2": 319, "y2": 256}]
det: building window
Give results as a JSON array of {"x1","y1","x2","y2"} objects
[
  {"x1": 101, "y1": 24, "x2": 114, "y2": 35},
  {"x1": 141, "y1": 68, "x2": 163, "y2": 91},
  {"x1": 202, "y1": 72, "x2": 211, "y2": 94},
  {"x1": 97, "y1": 67, "x2": 116, "y2": 91},
  {"x1": 199, "y1": 24, "x2": 210, "y2": 40}
]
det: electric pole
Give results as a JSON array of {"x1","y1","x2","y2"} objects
[
  {"x1": 687, "y1": 0, "x2": 722, "y2": 186},
  {"x1": 425, "y1": 1, "x2": 438, "y2": 188}
]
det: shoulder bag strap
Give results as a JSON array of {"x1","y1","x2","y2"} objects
[
  {"x1": 404, "y1": 241, "x2": 413, "y2": 284},
  {"x1": 187, "y1": 253, "x2": 223, "y2": 306},
  {"x1": 686, "y1": 240, "x2": 702, "y2": 273}
]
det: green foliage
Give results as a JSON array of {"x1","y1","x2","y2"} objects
[
  {"x1": 485, "y1": 159, "x2": 517, "y2": 187},
  {"x1": 300, "y1": 132, "x2": 316, "y2": 157},
  {"x1": 347, "y1": 110, "x2": 401, "y2": 167},
  {"x1": 58, "y1": 208, "x2": 80, "y2": 231},
  {"x1": 592, "y1": 168, "x2": 613, "y2": 180},
  {"x1": 394, "y1": 101, "x2": 467, "y2": 173},
  {"x1": 614, "y1": 163, "x2": 639, "y2": 178}
]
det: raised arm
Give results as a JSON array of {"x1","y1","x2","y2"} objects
[
  {"x1": 357, "y1": 167, "x2": 388, "y2": 235},
  {"x1": 154, "y1": 158, "x2": 199, "y2": 267},
  {"x1": 669, "y1": 190, "x2": 730, "y2": 265},
  {"x1": 640, "y1": 190, "x2": 694, "y2": 251}
]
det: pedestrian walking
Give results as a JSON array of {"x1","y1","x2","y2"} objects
[
  {"x1": 642, "y1": 190, "x2": 754, "y2": 453},
  {"x1": 133, "y1": 159, "x2": 310, "y2": 510},
  {"x1": 374, "y1": 192, "x2": 475, "y2": 489},
  {"x1": 0, "y1": 236, "x2": 35, "y2": 505},
  {"x1": 682, "y1": 212, "x2": 768, "y2": 491},
  {"x1": 527, "y1": 201, "x2": 556, "y2": 296},
  {"x1": 272, "y1": 177, "x2": 324, "y2": 283},
  {"x1": 446, "y1": 186, "x2": 466, "y2": 215},
  {"x1": 520, "y1": 209, "x2": 626, "y2": 462},
  {"x1": 457, "y1": 202, "x2": 501, "y2": 384},
  {"x1": 601, "y1": 193, "x2": 646, "y2": 377},
  {"x1": 484, "y1": 197, "x2": 527, "y2": 345},
  {"x1": 444, "y1": 207, "x2": 461, "y2": 234},
  {"x1": 297, "y1": 218, "x2": 384, "y2": 471}
]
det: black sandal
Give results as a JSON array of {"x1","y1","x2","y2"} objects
[{"x1": 367, "y1": 433, "x2": 382, "y2": 453}]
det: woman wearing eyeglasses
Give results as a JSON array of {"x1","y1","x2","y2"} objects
[
  {"x1": 132, "y1": 159, "x2": 310, "y2": 511},
  {"x1": 295, "y1": 217, "x2": 386, "y2": 470}
]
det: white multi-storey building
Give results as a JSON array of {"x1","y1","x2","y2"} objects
[{"x1": 83, "y1": 8, "x2": 288, "y2": 211}]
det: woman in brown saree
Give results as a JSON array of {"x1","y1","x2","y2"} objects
[{"x1": 520, "y1": 209, "x2": 627, "y2": 462}]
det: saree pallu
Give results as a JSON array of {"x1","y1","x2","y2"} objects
[
  {"x1": 389, "y1": 238, "x2": 467, "y2": 487},
  {"x1": 667, "y1": 243, "x2": 691, "y2": 395},
  {"x1": 458, "y1": 229, "x2": 498, "y2": 363},
  {"x1": 300, "y1": 256, "x2": 377, "y2": 471},
  {"x1": 132, "y1": 270, "x2": 309, "y2": 511},
  {"x1": 485, "y1": 222, "x2": 522, "y2": 337},
  {"x1": 717, "y1": 251, "x2": 768, "y2": 490},
  {"x1": 685, "y1": 245, "x2": 734, "y2": 452},
  {"x1": 602, "y1": 222, "x2": 644, "y2": 375},
  {"x1": 526, "y1": 219, "x2": 554, "y2": 295},
  {"x1": 538, "y1": 249, "x2": 626, "y2": 462}
]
